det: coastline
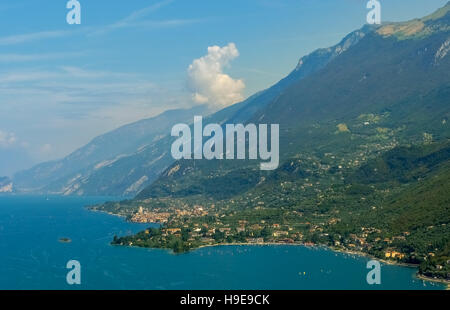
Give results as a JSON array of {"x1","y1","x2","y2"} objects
[
  {"x1": 416, "y1": 274, "x2": 450, "y2": 288},
  {"x1": 92, "y1": 208, "x2": 450, "y2": 287},
  {"x1": 201, "y1": 242, "x2": 450, "y2": 287},
  {"x1": 88, "y1": 208, "x2": 130, "y2": 220}
]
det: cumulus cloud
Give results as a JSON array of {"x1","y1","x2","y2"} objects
[
  {"x1": 188, "y1": 43, "x2": 245, "y2": 109},
  {"x1": 0, "y1": 130, "x2": 17, "y2": 148}
]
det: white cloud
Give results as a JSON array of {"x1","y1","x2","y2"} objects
[
  {"x1": 0, "y1": 52, "x2": 85, "y2": 63},
  {"x1": 0, "y1": 30, "x2": 70, "y2": 46},
  {"x1": 188, "y1": 43, "x2": 245, "y2": 109},
  {"x1": 114, "y1": 0, "x2": 173, "y2": 24},
  {"x1": 0, "y1": 130, "x2": 17, "y2": 148},
  {"x1": 90, "y1": 0, "x2": 179, "y2": 36},
  {"x1": 0, "y1": 2, "x2": 201, "y2": 46}
]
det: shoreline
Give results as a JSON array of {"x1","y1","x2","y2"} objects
[
  {"x1": 416, "y1": 274, "x2": 450, "y2": 288},
  {"x1": 201, "y1": 242, "x2": 450, "y2": 287},
  {"x1": 92, "y1": 208, "x2": 450, "y2": 287},
  {"x1": 121, "y1": 239, "x2": 450, "y2": 287}
]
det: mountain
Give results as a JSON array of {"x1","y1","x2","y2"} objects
[
  {"x1": 95, "y1": 4, "x2": 450, "y2": 279},
  {"x1": 136, "y1": 4, "x2": 450, "y2": 201},
  {"x1": 217, "y1": 24, "x2": 376, "y2": 125},
  {"x1": 13, "y1": 25, "x2": 370, "y2": 197},
  {"x1": 13, "y1": 105, "x2": 210, "y2": 195},
  {"x1": 352, "y1": 142, "x2": 450, "y2": 235},
  {"x1": 334, "y1": 141, "x2": 450, "y2": 278}
]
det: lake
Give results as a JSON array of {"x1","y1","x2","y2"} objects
[{"x1": 0, "y1": 196, "x2": 444, "y2": 290}]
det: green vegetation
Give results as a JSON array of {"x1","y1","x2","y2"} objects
[
  {"x1": 100, "y1": 140, "x2": 450, "y2": 280},
  {"x1": 93, "y1": 6, "x2": 450, "y2": 282}
]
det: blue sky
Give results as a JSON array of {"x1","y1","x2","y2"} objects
[{"x1": 0, "y1": 0, "x2": 448, "y2": 176}]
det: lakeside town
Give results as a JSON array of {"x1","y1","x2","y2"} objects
[{"x1": 90, "y1": 200, "x2": 449, "y2": 285}]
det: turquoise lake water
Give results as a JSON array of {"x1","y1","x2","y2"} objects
[{"x1": 0, "y1": 196, "x2": 444, "y2": 290}]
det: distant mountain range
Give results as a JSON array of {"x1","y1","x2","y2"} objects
[
  {"x1": 12, "y1": 21, "x2": 374, "y2": 197},
  {"x1": 13, "y1": 105, "x2": 210, "y2": 196}
]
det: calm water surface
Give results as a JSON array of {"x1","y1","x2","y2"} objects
[{"x1": 0, "y1": 196, "x2": 444, "y2": 290}]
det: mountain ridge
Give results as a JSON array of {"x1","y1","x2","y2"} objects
[
  {"x1": 94, "y1": 4, "x2": 450, "y2": 280},
  {"x1": 135, "y1": 6, "x2": 450, "y2": 201},
  {"x1": 13, "y1": 23, "x2": 373, "y2": 196},
  {"x1": 13, "y1": 105, "x2": 210, "y2": 194}
]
